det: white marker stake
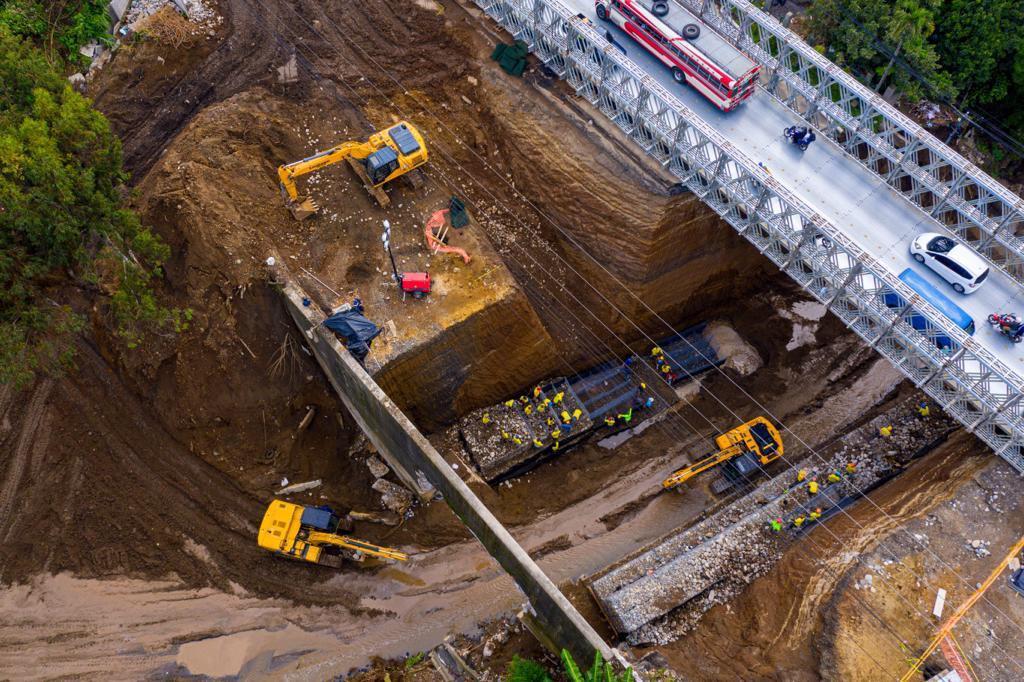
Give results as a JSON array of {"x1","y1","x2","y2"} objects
[{"x1": 933, "y1": 588, "x2": 947, "y2": 619}]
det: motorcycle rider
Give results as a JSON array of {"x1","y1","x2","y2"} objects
[
  {"x1": 993, "y1": 312, "x2": 1024, "y2": 338},
  {"x1": 786, "y1": 126, "x2": 816, "y2": 148}
]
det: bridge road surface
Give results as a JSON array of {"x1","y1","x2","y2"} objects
[{"x1": 564, "y1": 0, "x2": 1024, "y2": 375}]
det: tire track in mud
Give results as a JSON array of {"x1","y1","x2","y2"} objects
[{"x1": 0, "y1": 379, "x2": 53, "y2": 535}]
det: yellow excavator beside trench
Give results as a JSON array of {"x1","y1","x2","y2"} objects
[
  {"x1": 662, "y1": 416, "x2": 783, "y2": 495},
  {"x1": 258, "y1": 499, "x2": 408, "y2": 567},
  {"x1": 277, "y1": 120, "x2": 428, "y2": 219}
]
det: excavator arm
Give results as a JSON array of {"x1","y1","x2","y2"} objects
[
  {"x1": 662, "y1": 444, "x2": 743, "y2": 488},
  {"x1": 277, "y1": 141, "x2": 374, "y2": 203},
  {"x1": 305, "y1": 531, "x2": 409, "y2": 562}
]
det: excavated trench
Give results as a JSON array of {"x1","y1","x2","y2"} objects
[{"x1": 0, "y1": 0, "x2": 1015, "y2": 679}]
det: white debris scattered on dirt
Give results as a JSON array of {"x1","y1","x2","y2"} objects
[
  {"x1": 968, "y1": 539, "x2": 992, "y2": 558},
  {"x1": 126, "y1": 0, "x2": 217, "y2": 25},
  {"x1": 777, "y1": 299, "x2": 828, "y2": 351},
  {"x1": 276, "y1": 479, "x2": 322, "y2": 495},
  {"x1": 365, "y1": 455, "x2": 390, "y2": 479}
]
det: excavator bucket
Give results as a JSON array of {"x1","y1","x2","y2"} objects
[{"x1": 288, "y1": 197, "x2": 320, "y2": 221}]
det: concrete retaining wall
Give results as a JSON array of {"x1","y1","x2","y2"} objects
[{"x1": 270, "y1": 262, "x2": 616, "y2": 667}]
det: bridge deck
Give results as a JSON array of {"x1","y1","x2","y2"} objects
[{"x1": 566, "y1": 0, "x2": 1024, "y2": 375}]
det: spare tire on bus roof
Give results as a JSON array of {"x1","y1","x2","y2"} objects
[
  {"x1": 651, "y1": 1, "x2": 669, "y2": 16},
  {"x1": 683, "y1": 23, "x2": 700, "y2": 40}
]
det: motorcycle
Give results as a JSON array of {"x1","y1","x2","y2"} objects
[
  {"x1": 988, "y1": 313, "x2": 1024, "y2": 343},
  {"x1": 784, "y1": 125, "x2": 816, "y2": 151}
]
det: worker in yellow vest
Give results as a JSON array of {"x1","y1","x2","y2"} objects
[
  {"x1": 533, "y1": 385, "x2": 542, "y2": 399},
  {"x1": 827, "y1": 471, "x2": 841, "y2": 484},
  {"x1": 553, "y1": 391, "x2": 564, "y2": 404},
  {"x1": 533, "y1": 438, "x2": 543, "y2": 448},
  {"x1": 604, "y1": 415, "x2": 616, "y2": 427},
  {"x1": 793, "y1": 516, "x2": 806, "y2": 528},
  {"x1": 918, "y1": 401, "x2": 930, "y2": 418},
  {"x1": 501, "y1": 430, "x2": 510, "y2": 440},
  {"x1": 512, "y1": 436, "x2": 522, "y2": 445},
  {"x1": 808, "y1": 480, "x2": 819, "y2": 495},
  {"x1": 796, "y1": 469, "x2": 807, "y2": 483},
  {"x1": 504, "y1": 399, "x2": 515, "y2": 408},
  {"x1": 809, "y1": 508, "x2": 822, "y2": 522},
  {"x1": 561, "y1": 410, "x2": 572, "y2": 424},
  {"x1": 846, "y1": 461, "x2": 857, "y2": 475},
  {"x1": 552, "y1": 440, "x2": 560, "y2": 452},
  {"x1": 551, "y1": 429, "x2": 561, "y2": 440},
  {"x1": 879, "y1": 424, "x2": 893, "y2": 438},
  {"x1": 572, "y1": 408, "x2": 582, "y2": 422},
  {"x1": 524, "y1": 405, "x2": 533, "y2": 416},
  {"x1": 482, "y1": 413, "x2": 491, "y2": 424}
]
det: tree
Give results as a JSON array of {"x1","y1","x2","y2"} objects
[
  {"x1": 808, "y1": 0, "x2": 954, "y2": 100},
  {"x1": 1, "y1": 0, "x2": 111, "y2": 60},
  {"x1": 0, "y1": 26, "x2": 180, "y2": 387}
]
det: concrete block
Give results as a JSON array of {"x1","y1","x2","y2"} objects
[{"x1": 108, "y1": 0, "x2": 129, "y2": 22}]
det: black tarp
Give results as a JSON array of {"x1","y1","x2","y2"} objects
[{"x1": 323, "y1": 309, "x2": 381, "y2": 364}]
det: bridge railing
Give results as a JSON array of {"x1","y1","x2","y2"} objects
[
  {"x1": 472, "y1": 0, "x2": 1024, "y2": 472},
  {"x1": 678, "y1": 0, "x2": 1024, "y2": 285}
]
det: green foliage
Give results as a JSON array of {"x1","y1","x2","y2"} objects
[
  {"x1": 403, "y1": 652, "x2": 425, "y2": 670},
  {"x1": 1, "y1": 0, "x2": 112, "y2": 59},
  {"x1": 506, "y1": 655, "x2": 553, "y2": 682},
  {"x1": 560, "y1": 650, "x2": 633, "y2": 682},
  {"x1": 0, "y1": 26, "x2": 178, "y2": 386},
  {"x1": 808, "y1": 0, "x2": 952, "y2": 100}
]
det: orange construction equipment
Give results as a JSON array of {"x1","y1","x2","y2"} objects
[
  {"x1": 900, "y1": 534, "x2": 1024, "y2": 682},
  {"x1": 424, "y1": 209, "x2": 471, "y2": 264}
]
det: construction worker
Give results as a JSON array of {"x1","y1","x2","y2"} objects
[
  {"x1": 524, "y1": 405, "x2": 533, "y2": 416},
  {"x1": 827, "y1": 471, "x2": 841, "y2": 484},
  {"x1": 533, "y1": 385, "x2": 542, "y2": 399},
  {"x1": 770, "y1": 518, "x2": 782, "y2": 532},
  {"x1": 537, "y1": 402, "x2": 546, "y2": 413},
  {"x1": 643, "y1": 395, "x2": 655, "y2": 409},
  {"x1": 533, "y1": 438, "x2": 543, "y2": 448},
  {"x1": 809, "y1": 507, "x2": 822, "y2": 522},
  {"x1": 617, "y1": 408, "x2": 633, "y2": 424},
  {"x1": 846, "y1": 461, "x2": 857, "y2": 475},
  {"x1": 918, "y1": 401, "x2": 930, "y2": 418},
  {"x1": 661, "y1": 363, "x2": 671, "y2": 375},
  {"x1": 501, "y1": 430, "x2": 510, "y2": 440},
  {"x1": 793, "y1": 515, "x2": 805, "y2": 528},
  {"x1": 879, "y1": 424, "x2": 893, "y2": 438},
  {"x1": 518, "y1": 395, "x2": 529, "y2": 405},
  {"x1": 504, "y1": 399, "x2": 515, "y2": 408},
  {"x1": 546, "y1": 417, "x2": 555, "y2": 427},
  {"x1": 604, "y1": 415, "x2": 616, "y2": 427},
  {"x1": 553, "y1": 391, "x2": 564, "y2": 405},
  {"x1": 552, "y1": 440, "x2": 560, "y2": 452},
  {"x1": 808, "y1": 479, "x2": 819, "y2": 495},
  {"x1": 796, "y1": 469, "x2": 807, "y2": 483},
  {"x1": 551, "y1": 429, "x2": 561, "y2": 440},
  {"x1": 572, "y1": 408, "x2": 583, "y2": 422},
  {"x1": 651, "y1": 346, "x2": 662, "y2": 357},
  {"x1": 560, "y1": 410, "x2": 571, "y2": 423},
  {"x1": 482, "y1": 413, "x2": 491, "y2": 425},
  {"x1": 512, "y1": 436, "x2": 522, "y2": 445}
]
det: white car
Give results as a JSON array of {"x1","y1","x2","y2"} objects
[{"x1": 909, "y1": 232, "x2": 990, "y2": 294}]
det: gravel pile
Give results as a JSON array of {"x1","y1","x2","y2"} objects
[
  {"x1": 459, "y1": 378, "x2": 590, "y2": 481},
  {"x1": 125, "y1": 0, "x2": 217, "y2": 25},
  {"x1": 588, "y1": 394, "x2": 956, "y2": 643}
]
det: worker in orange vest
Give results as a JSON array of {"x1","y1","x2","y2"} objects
[{"x1": 846, "y1": 461, "x2": 857, "y2": 475}]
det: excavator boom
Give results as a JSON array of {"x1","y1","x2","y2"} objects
[
  {"x1": 662, "y1": 417, "x2": 783, "y2": 490},
  {"x1": 258, "y1": 499, "x2": 408, "y2": 566},
  {"x1": 276, "y1": 121, "x2": 428, "y2": 219}
]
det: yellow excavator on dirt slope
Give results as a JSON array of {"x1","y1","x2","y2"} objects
[
  {"x1": 662, "y1": 416, "x2": 783, "y2": 495},
  {"x1": 258, "y1": 499, "x2": 408, "y2": 567},
  {"x1": 277, "y1": 121, "x2": 428, "y2": 219}
]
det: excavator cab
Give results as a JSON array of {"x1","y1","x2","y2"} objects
[
  {"x1": 662, "y1": 416, "x2": 783, "y2": 493},
  {"x1": 277, "y1": 121, "x2": 429, "y2": 219}
]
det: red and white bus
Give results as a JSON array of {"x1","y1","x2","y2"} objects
[{"x1": 594, "y1": 0, "x2": 760, "y2": 111}]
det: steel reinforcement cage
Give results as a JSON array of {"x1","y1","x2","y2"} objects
[{"x1": 471, "y1": 0, "x2": 1024, "y2": 472}]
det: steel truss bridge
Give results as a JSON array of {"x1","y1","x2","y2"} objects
[{"x1": 470, "y1": 0, "x2": 1024, "y2": 471}]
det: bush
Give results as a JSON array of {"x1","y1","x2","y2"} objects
[
  {"x1": 506, "y1": 655, "x2": 553, "y2": 682},
  {"x1": 0, "y1": 26, "x2": 181, "y2": 386}
]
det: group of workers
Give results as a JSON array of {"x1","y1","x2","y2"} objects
[
  {"x1": 650, "y1": 346, "x2": 679, "y2": 383},
  {"x1": 769, "y1": 401, "x2": 933, "y2": 534},
  {"x1": 480, "y1": 385, "x2": 587, "y2": 453}
]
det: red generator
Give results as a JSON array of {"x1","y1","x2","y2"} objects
[{"x1": 401, "y1": 272, "x2": 431, "y2": 299}]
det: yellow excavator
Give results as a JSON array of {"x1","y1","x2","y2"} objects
[
  {"x1": 277, "y1": 121, "x2": 428, "y2": 219},
  {"x1": 662, "y1": 417, "x2": 783, "y2": 495},
  {"x1": 258, "y1": 499, "x2": 408, "y2": 567}
]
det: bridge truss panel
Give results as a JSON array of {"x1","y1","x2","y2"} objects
[
  {"x1": 471, "y1": 0, "x2": 1024, "y2": 472},
  {"x1": 676, "y1": 0, "x2": 1024, "y2": 285}
]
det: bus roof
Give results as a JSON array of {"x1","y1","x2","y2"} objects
[
  {"x1": 641, "y1": 0, "x2": 757, "y2": 81},
  {"x1": 897, "y1": 268, "x2": 975, "y2": 332}
]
